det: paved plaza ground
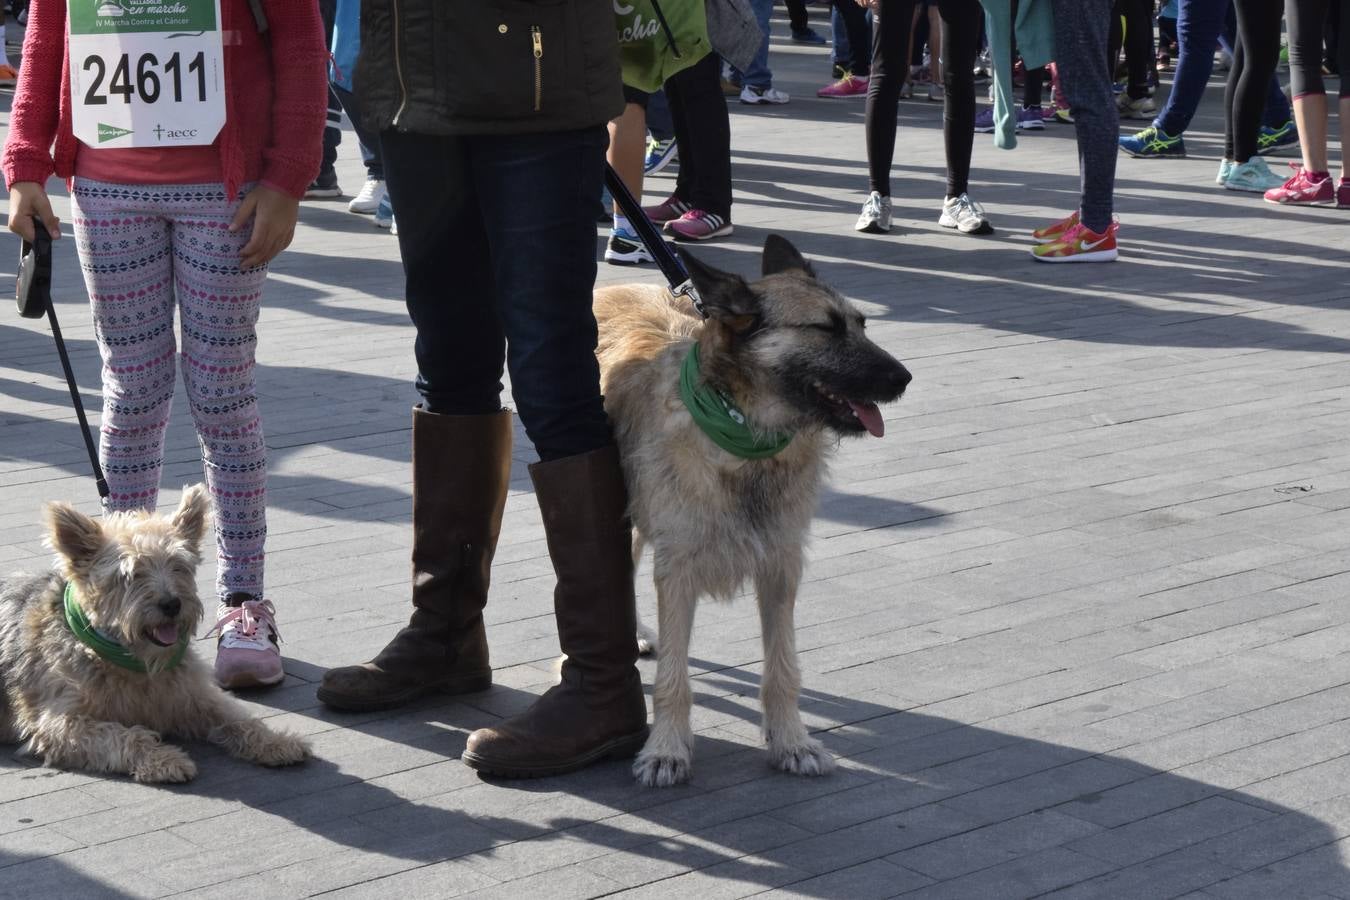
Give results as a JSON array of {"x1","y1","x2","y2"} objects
[{"x1": 3, "y1": 18, "x2": 1350, "y2": 900}]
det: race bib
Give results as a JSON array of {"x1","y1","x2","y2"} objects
[{"x1": 68, "y1": 0, "x2": 226, "y2": 149}]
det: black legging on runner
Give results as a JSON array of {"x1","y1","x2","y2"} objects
[
  {"x1": 1109, "y1": 0, "x2": 1157, "y2": 101},
  {"x1": 938, "y1": 0, "x2": 981, "y2": 197},
  {"x1": 865, "y1": 0, "x2": 917, "y2": 196},
  {"x1": 1223, "y1": 0, "x2": 1284, "y2": 162},
  {"x1": 1287, "y1": 0, "x2": 1350, "y2": 98}
]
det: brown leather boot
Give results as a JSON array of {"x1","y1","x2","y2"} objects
[
  {"x1": 461, "y1": 444, "x2": 648, "y2": 777},
  {"x1": 317, "y1": 408, "x2": 511, "y2": 711}
]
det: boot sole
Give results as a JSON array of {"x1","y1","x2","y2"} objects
[
  {"x1": 316, "y1": 670, "x2": 493, "y2": 712},
  {"x1": 461, "y1": 726, "x2": 649, "y2": 779}
]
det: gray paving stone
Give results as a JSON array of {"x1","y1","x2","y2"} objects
[{"x1": 5, "y1": 16, "x2": 1350, "y2": 898}]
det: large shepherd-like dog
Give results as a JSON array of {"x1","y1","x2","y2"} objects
[{"x1": 595, "y1": 235, "x2": 911, "y2": 787}]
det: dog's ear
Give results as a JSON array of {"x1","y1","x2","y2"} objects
[
  {"x1": 44, "y1": 502, "x2": 107, "y2": 576},
  {"x1": 678, "y1": 247, "x2": 761, "y2": 335},
  {"x1": 761, "y1": 234, "x2": 816, "y2": 279},
  {"x1": 171, "y1": 484, "x2": 211, "y2": 551}
]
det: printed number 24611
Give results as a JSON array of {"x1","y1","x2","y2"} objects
[{"x1": 82, "y1": 52, "x2": 207, "y2": 105}]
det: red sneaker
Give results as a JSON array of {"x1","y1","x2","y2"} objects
[
  {"x1": 665, "y1": 209, "x2": 733, "y2": 242},
  {"x1": 1032, "y1": 210, "x2": 1079, "y2": 241},
  {"x1": 816, "y1": 74, "x2": 869, "y2": 98},
  {"x1": 642, "y1": 195, "x2": 692, "y2": 224},
  {"x1": 1031, "y1": 220, "x2": 1119, "y2": 263},
  {"x1": 1264, "y1": 164, "x2": 1335, "y2": 205},
  {"x1": 1337, "y1": 178, "x2": 1350, "y2": 210}
]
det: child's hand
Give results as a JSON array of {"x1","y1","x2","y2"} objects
[
  {"x1": 8, "y1": 182, "x2": 62, "y2": 243},
  {"x1": 230, "y1": 184, "x2": 299, "y2": 269}
]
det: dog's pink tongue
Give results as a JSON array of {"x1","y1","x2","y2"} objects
[
  {"x1": 848, "y1": 400, "x2": 885, "y2": 437},
  {"x1": 153, "y1": 623, "x2": 180, "y2": 646}
]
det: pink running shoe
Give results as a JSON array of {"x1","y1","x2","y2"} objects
[
  {"x1": 210, "y1": 596, "x2": 284, "y2": 689},
  {"x1": 816, "y1": 74, "x2": 869, "y2": 98},
  {"x1": 1264, "y1": 164, "x2": 1335, "y2": 205},
  {"x1": 665, "y1": 209, "x2": 733, "y2": 242},
  {"x1": 642, "y1": 195, "x2": 692, "y2": 224},
  {"x1": 1339, "y1": 179, "x2": 1350, "y2": 209}
]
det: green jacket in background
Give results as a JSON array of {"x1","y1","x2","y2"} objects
[
  {"x1": 355, "y1": 0, "x2": 625, "y2": 136},
  {"x1": 978, "y1": 0, "x2": 1054, "y2": 150}
]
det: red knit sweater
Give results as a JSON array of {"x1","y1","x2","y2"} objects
[{"x1": 2, "y1": 0, "x2": 328, "y2": 200}]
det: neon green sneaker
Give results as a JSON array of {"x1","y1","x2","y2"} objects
[{"x1": 1118, "y1": 125, "x2": 1187, "y2": 158}]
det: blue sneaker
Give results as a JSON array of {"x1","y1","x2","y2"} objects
[
  {"x1": 1118, "y1": 125, "x2": 1186, "y2": 158},
  {"x1": 1257, "y1": 120, "x2": 1299, "y2": 155},
  {"x1": 604, "y1": 227, "x2": 653, "y2": 266},
  {"x1": 643, "y1": 136, "x2": 677, "y2": 176}
]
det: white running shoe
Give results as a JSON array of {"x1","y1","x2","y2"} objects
[
  {"x1": 939, "y1": 193, "x2": 994, "y2": 235},
  {"x1": 740, "y1": 84, "x2": 790, "y2": 105},
  {"x1": 854, "y1": 191, "x2": 892, "y2": 234},
  {"x1": 348, "y1": 178, "x2": 387, "y2": 214}
]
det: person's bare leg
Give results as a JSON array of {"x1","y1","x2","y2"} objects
[
  {"x1": 607, "y1": 102, "x2": 647, "y2": 218},
  {"x1": 1294, "y1": 94, "x2": 1331, "y2": 173}
]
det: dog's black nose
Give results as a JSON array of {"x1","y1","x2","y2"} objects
[
  {"x1": 892, "y1": 364, "x2": 913, "y2": 393},
  {"x1": 159, "y1": 596, "x2": 182, "y2": 618}
]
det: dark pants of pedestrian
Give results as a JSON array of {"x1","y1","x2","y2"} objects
[
  {"x1": 785, "y1": 0, "x2": 809, "y2": 32},
  {"x1": 1109, "y1": 0, "x2": 1156, "y2": 100},
  {"x1": 1052, "y1": 0, "x2": 1118, "y2": 233},
  {"x1": 379, "y1": 127, "x2": 613, "y2": 462},
  {"x1": 1223, "y1": 0, "x2": 1283, "y2": 162},
  {"x1": 1156, "y1": 0, "x2": 1290, "y2": 138},
  {"x1": 832, "y1": 0, "x2": 874, "y2": 77},
  {"x1": 1287, "y1": 0, "x2": 1350, "y2": 99},
  {"x1": 331, "y1": 85, "x2": 385, "y2": 181},
  {"x1": 665, "y1": 52, "x2": 733, "y2": 220},
  {"x1": 317, "y1": 0, "x2": 342, "y2": 181}
]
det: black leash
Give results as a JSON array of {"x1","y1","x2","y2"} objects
[
  {"x1": 16, "y1": 218, "x2": 110, "y2": 499},
  {"x1": 603, "y1": 163, "x2": 706, "y2": 318}
]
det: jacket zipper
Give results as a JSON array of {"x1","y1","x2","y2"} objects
[
  {"x1": 531, "y1": 26, "x2": 543, "y2": 112},
  {"x1": 392, "y1": 0, "x2": 410, "y2": 126}
]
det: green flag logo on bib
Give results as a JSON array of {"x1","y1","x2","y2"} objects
[{"x1": 97, "y1": 123, "x2": 134, "y2": 143}]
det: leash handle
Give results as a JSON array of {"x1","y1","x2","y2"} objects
[
  {"x1": 18, "y1": 215, "x2": 109, "y2": 499},
  {"x1": 603, "y1": 163, "x2": 707, "y2": 318}
]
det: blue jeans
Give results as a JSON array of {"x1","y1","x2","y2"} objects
[
  {"x1": 1156, "y1": 0, "x2": 1290, "y2": 136},
  {"x1": 381, "y1": 127, "x2": 612, "y2": 461},
  {"x1": 734, "y1": 0, "x2": 774, "y2": 89}
]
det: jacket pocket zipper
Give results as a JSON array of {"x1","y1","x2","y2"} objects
[{"x1": 531, "y1": 26, "x2": 543, "y2": 112}]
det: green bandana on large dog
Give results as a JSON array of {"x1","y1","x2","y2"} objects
[
  {"x1": 63, "y1": 582, "x2": 188, "y2": 673},
  {"x1": 680, "y1": 343, "x2": 794, "y2": 459}
]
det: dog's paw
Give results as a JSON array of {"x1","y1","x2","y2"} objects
[
  {"x1": 132, "y1": 744, "x2": 198, "y2": 784},
  {"x1": 251, "y1": 730, "x2": 311, "y2": 768},
  {"x1": 769, "y1": 737, "x2": 835, "y2": 777},
  {"x1": 636, "y1": 622, "x2": 658, "y2": 656},
  {"x1": 633, "y1": 749, "x2": 692, "y2": 787}
]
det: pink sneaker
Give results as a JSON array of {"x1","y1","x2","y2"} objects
[
  {"x1": 642, "y1": 195, "x2": 692, "y2": 224},
  {"x1": 1339, "y1": 179, "x2": 1350, "y2": 209},
  {"x1": 816, "y1": 74, "x2": 869, "y2": 98},
  {"x1": 1264, "y1": 164, "x2": 1335, "y2": 205},
  {"x1": 210, "y1": 596, "x2": 284, "y2": 689},
  {"x1": 665, "y1": 209, "x2": 733, "y2": 242}
]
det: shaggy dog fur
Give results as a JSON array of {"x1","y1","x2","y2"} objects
[
  {"x1": 0, "y1": 486, "x2": 308, "y2": 783},
  {"x1": 595, "y1": 235, "x2": 912, "y2": 787}
]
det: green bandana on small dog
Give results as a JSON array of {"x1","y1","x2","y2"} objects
[
  {"x1": 63, "y1": 582, "x2": 188, "y2": 673},
  {"x1": 679, "y1": 343, "x2": 793, "y2": 459}
]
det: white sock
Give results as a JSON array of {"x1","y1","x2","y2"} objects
[{"x1": 613, "y1": 213, "x2": 631, "y2": 235}]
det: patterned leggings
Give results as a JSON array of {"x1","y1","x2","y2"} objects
[{"x1": 71, "y1": 180, "x2": 269, "y2": 603}]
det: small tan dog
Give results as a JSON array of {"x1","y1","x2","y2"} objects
[
  {"x1": 595, "y1": 235, "x2": 912, "y2": 787},
  {"x1": 0, "y1": 485, "x2": 309, "y2": 783}
]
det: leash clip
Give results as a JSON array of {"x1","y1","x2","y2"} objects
[{"x1": 673, "y1": 278, "x2": 707, "y2": 319}]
